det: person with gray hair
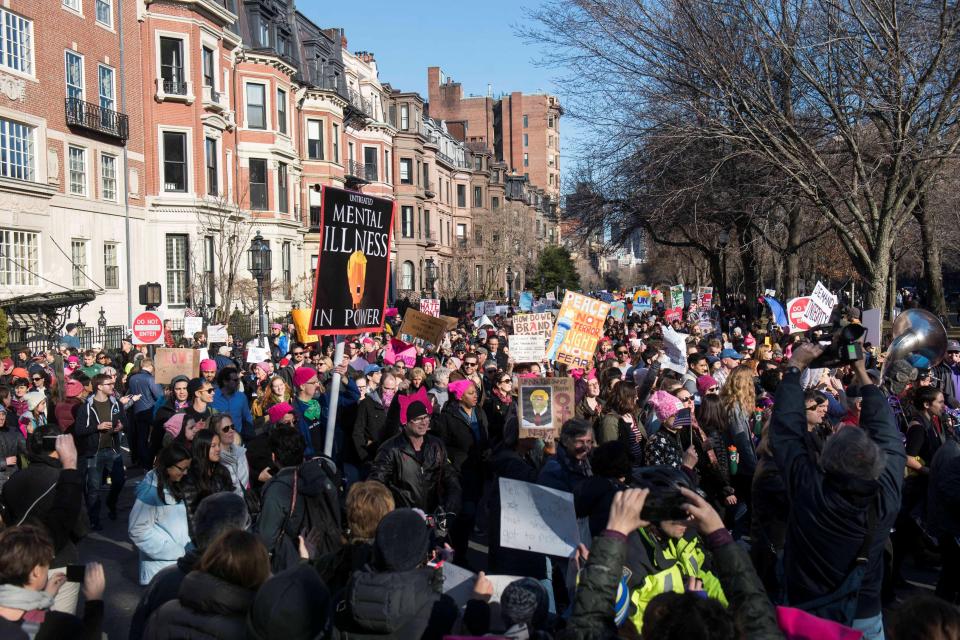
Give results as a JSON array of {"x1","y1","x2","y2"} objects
[
  {"x1": 428, "y1": 366, "x2": 451, "y2": 411},
  {"x1": 127, "y1": 493, "x2": 250, "y2": 640},
  {"x1": 771, "y1": 342, "x2": 904, "y2": 639},
  {"x1": 537, "y1": 419, "x2": 594, "y2": 493}
]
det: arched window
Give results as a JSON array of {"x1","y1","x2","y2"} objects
[{"x1": 401, "y1": 260, "x2": 414, "y2": 291}]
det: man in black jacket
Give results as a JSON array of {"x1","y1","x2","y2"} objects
[
  {"x1": 772, "y1": 342, "x2": 904, "y2": 638},
  {"x1": 2, "y1": 429, "x2": 84, "y2": 615},
  {"x1": 73, "y1": 373, "x2": 127, "y2": 530},
  {"x1": 369, "y1": 398, "x2": 461, "y2": 515}
]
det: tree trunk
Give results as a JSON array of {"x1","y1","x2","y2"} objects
[
  {"x1": 860, "y1": 251, "x2": 890, "y2": 314},
  {"x1": 737, "y1": 224, "x2": 761, "y2": 320},
  {"x1": 916, "y1": 194, "x2": 947, "y2": 320},
  {"x1": 708, "y1": 253, "x2": 727, "y2": 301}
]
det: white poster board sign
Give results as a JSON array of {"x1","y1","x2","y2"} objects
[
  {"x1": 660, "y1": 325, "x2": 689, "y2": 374},
  {"x1": 509, "y1": 334, "x2": 546, "y2": 363},
  {"x1": 499, "y1": 477, "x2": 579, "y2": 557},
  {"x1": 862, "y1": 309, "x2": 882, "y2": 346},
  {"x1": 802, "y1": 281, "x2": 837, "y2": 327},
  {"x1": 207, "y1": 324, "x2": 228, "y2": 343},
  {"x1": 182, "y1": 316, "x2": 203, "y2": 337}
]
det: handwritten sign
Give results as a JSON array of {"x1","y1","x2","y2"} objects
[
  {"x1": 246, "y1": 346, "x2": 271, "y2": 363},
  {"x1": 661, "y1": 325, "x2": 689, "y2": 375},
  {"x1": 484, "y1": 300, "x2": 498, "y2": 317},
  {"x1": 154, "y1": 348, "x2": 198, "y2": 384},
  {"x1": 801, "y1": 281, "x2": 836, "y2": 327},
  {"x1": 500, "y1": 477, "x2": 579, "y2": 557},
  {"x1": 474, "y1": 301, "x2": 484, "y2": 318},
  {"x1": 545, "y1": 292, "x2": 610, "y2": 368},
  {"x1": 183, "y1": 316, "x2": 203, "y2": 338},
  {"x1": 419, "y1": 298, "x2": 440, "y2": 318},
  {"x1": 545, "y1": 291, "x2": 556, "y2": 301},
  {"x1": 512, "y1": 312, "x2": 554, "y2": 337},
  {"x1": 400, "y1": 308, "x2": 448, "y2": 346},
  {"x1": 383, "y1": 337, "x2": 417, "y2": 366},
  {"x1": 517, "y1": 376, "x2": 575, "y2": 440},
  {"x1": 509, "y1": 334, "x2": 546, "y2": 363},
  {"x1": 207, "y1": 324, "x2": 228, "y2": 343}
]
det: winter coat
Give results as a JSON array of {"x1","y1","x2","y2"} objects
[
  {"x1": 431, "y1": 400, "x2": 490, "y2": 499},
  {"x1": 311, "y1": 541, "x2": 374, "y2": 598},
  {"x1": 73, "y1": 394, "x2": 127, "y2": 458},
  {"x1": 575, "y1": 476, "x2": 627, "y2": 539},
  {"x1": 771, "y1": 369, "x2": 904, "y2": 620},
  {"x1": 142, "y1": 570, "x2": 255, "y2": 640},
  {"x1": 537, "y1": 445, "x2": 591, "y2": 494},
  {"x1": 483, "y1": 393, "x2": 513, "y2": 447},
  {"x1": 179, "y1": 464, "x2": 235, "y2": 536},
  {"x1": 927, "y1": 438, "x2": 960, "y2": 538},
  {"x1": 128, "y1": 470, "x2": 191, "y2": 585},
  {"x1": 368, "y1": 433, "x2": 462, "y2": 514},
  {"x1": 352, "y1": 391, "x2": 392, "y2": 464},
  {"x1": 210, "y1": 388, "x2": 254, "y2": 440},
  {"x1": 332, "y1": 566, "x2": 459, "y2": 639},
  {"x1": 487, "y1": 445, "x2": 548, "y2": 579},
  {"x1": 129, "y1": 549, "x2": 200, "y2": 640},
  {"x1": 644, "y1": 427, "x2": 685, "y2": 470},
  {"x1": 726, "y1": 404, "x2": 757, "y2": 477},
  {"x1": 128, "y1": 371, "x2": 164, "y2": 415},
  {"x1": 0, "y1": 425, "x2": 23, "y2": 486}
]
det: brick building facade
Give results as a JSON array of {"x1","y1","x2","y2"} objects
[{"x1": 0, "y1": 0, "x2": 557, "y2": 332}]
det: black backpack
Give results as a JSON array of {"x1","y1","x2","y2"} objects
[{"x1": 270, "y1": 456, "x2": 343, "y2": 572}]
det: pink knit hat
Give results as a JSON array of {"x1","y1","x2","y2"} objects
[
  {"x1": 293, "y1": 367, "x2": 318, "y2": 388},
  {"x1": 648, "y1": 391, "x2": 683, "y2": 423},
  {"x1": 696, "y1": 375, "x2": 719, "y2": 396},
  {"x1": 164, "y1": 413, "x2": 186, "y2": 438},
  {"x1": 448, "y1": 379, "x2": 474, "y2": 400},
  {"x1": 200, "y1": 359, "x2": 217, "y2": 372},
  {"x1": 267, "y1": 402, "x2": 295, "y2": 424}
]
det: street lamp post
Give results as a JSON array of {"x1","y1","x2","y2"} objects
[
  {"x1": 247, "y1": 231, "x2": 272, "y2": 347},
  {"x1": 425, "y1": 257, "x2": 438, "y2": 300},
  {"x1": 506, "y1": 265, "x2": 514, "y2": 309},
  {"x1": 97, "y1": 307, "x2": 107, "y2": 330}
]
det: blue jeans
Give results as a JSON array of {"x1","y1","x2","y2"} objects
[
  {"x1": 852, "y1": 613, "x2": 885, "y2": 640},
  {"x1": 83, "y1": 449, "x2": 125, "y2": 526}
]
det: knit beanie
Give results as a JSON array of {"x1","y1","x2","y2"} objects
[
  {"x1": 24, "y1": 391, "x2": 46, "y2": 412},
  {"x1": 64, "y1": 379, "x2": 84, "y2": 399},
  {"x1": 247, "y1": 565, "x2": 331, "y2": 640},
  {"x1": 293, "y1": 367, "x2": 318, "y2": 388},
  {"x1": 500, "y1": 578, "x2": 548, "y2": 628},
  {"x1": 373, "y1": 509, "x2": 430, "y2": 572},
  {"x1": 199, "y1": 359, "x2": 217, "y2": 372},
  {"x1": 648, "y1": 390, "x2": 682, "y2": 423},
  {"x1": 267, "y1": 402, "x2": 295, "y2": 425},
  {"x1": 696, "y1": 375, "x2": 718, "y2": 396}
]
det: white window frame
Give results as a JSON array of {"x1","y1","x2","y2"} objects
[
  {"x1": 68, "y1": 146, "x2": 88, "y2": 196},
  {"x1": 165, "y1": 234, "x2": 189, "y2": 306},
  {"x1": 100, "y1": 152, "x2": 117, "y2": 201},
  {"x1": 154, "y1": 30, "x2": 192, "y2": 99},
  {"x1": 158, "y1": 126, "x2": 193, "y2": 194},
  {"x1": 95, "y1": 0, "x2": 112, "y2": 28},
  {"x1": 401, "y1": 206, "x2": 414, "y2": 238},
  {"x1": 400, "y1": 261, "x2": 414, "y2": 290},
  {"x1": 244, "y1": 81, "x2": 269, "y2": 130},
  {"x1": 306, "y1": 119, "x2": 323, "y2": 160},
  {"x1": 0, "y1": 228, "x2": 39, "y2": 287},
  {"x1": 63, "y1": 0, "x2": 82, "y2": 13},
  {"x1": 332, "y1": 123, "x2": 340, "y2": 163},
  {"x1": 204, "y1": 136, "x2": 219, "y2": 197},
  {"x1": 65, "y1": 51, "x2": 84, "y2": 102},
  {"x1": 400, "y1": 104, "x2": 409, "y2": 130},
  {"x1": 103, "y1": 242, "x2": 119, "y2": 289},
  {"x1": 70, "y1": 238, "x2": 88, "y2": 287},
  {"x1": 98, "y1": 64, "x2": 115, "y2": 113},
  {"x1": 0, "y1": 117, "x2": 35, "y2": 182},
  {"x1": 276, "y1": 87, "x2": 288, "y2": 135},
  {"x1": 399, "y1": 158, "x2": 412, "y2": 184},
  {"x1": 0, "y1": 9, "x2": 34, "y2": 77}
]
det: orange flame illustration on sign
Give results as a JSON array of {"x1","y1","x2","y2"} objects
[{"x1": 346, "y1": 250, "x2": 368, "y2": 308}]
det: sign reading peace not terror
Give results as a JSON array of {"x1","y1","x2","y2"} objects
[{"x1": 309, "y1": 186, "x2": 394, "y2": 336}]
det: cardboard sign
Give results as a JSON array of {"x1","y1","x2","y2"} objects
[
  {"x1": 518, "y1": 291, "x2": 533, "y2": 311},
  {"x1": 634, "y1": 285, "x2": 652, "y2": 311},
  {"x1": 517, "y1": 376, "x2": 576, "y2": 440},
  {"x1": 787, "y1": 297, "x2": 812, "y2": 333},
  {"x1": 419, "y1": 298, "x2": 440, "y2": 318},
  {"x1": 512, "y1": 312, "x2": 554, "y2": 337},
  {"x1": 609, "y1": 300, "x2": 626, "y2": 322},
  {"x1": 309, "y1": 186, "x2": 394, "y2": 335},
  {"x1": 291, "y1": 309, "x2": 319, "y2": 344},
  {"x1": 697, "y1": 286, "x2": 713, "y2": 310},
  {"x1": 509, "y1": 334, "x2": 546, "y2": 363},
  {"x1": 545, "y1": 292, "x2": 611, "y2": 368},
  {"x1": 154, "y1": 348, "x2": 198, "y2": 384},
  {"x1": 499, "y1": 477, "x2": 579, "y2": 557},
  {"x1": 400, "y1": 308, "x2": 448, "y2": 346},
  {"x1": 441, "y1": 315, "x2": 459, "y2": 330},
  {"x1": 207, "y1": 324, "x2": 228, "y2": 343},
  {"x1": 801, "y1": 281, "x2": 837, "y2": 327}
]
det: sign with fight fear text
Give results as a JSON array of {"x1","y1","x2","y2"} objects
[
  {"x1": 309, "y1": 186, "x2": 394, "y2": 335},
  {"x1": 545, "y1": 291, "x2": 611, "y2": 368}
]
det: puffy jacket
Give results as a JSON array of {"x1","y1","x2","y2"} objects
[
  {"x1": 352, "y1": 391, "x2": 392, "y2": 464},
  {"x1": 771, "y1": 370, "x2": 904, "y2": 620},
  {"x1": 129, "y1": 370, "x2": 164, "y2": 415},
  {"x1": 483, "y1": 393, "x2": 513, "y2": 446},
  {"x1": 128, "y1": 550, "x2": 200, "y2": 640},
  {"x1": 73, "y1": 394, "x2": 127, "y2": 458},
  {"x1": 0, "y1": 425, "x2": 23, "y2": 486},
  {"x1": 128, "y1": 470, "x2": 191, "y2": 585},
  {"x1": 369, "y1": 433, "x2": 461, "y2": 514},
  {"x1": 332, "y1": 566, "x2": 458, "y2": 639},
  {"x1": 142, "y1": 570, "x2": 254, "y2": 640},
  {"x1": 625, "y1": 528, "x2": 727, "y2": 633}
]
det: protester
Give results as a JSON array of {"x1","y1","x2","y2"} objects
[
  {"x1": 180, "y1": 429, "x2": 235, "y2": 534},
  {"x1": 127, "y1": 359, "x2": 164, "y2": 468},
  {"x1": 538, "y1": 418, "x2": 594, "y2": 493},
  {"x1": 211, "y1": 367, "x2": 254, "y2": 440}
]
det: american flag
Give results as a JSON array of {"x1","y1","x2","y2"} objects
[{"x1": 184, "y1": 307, "x2": 199, "y2": 317}]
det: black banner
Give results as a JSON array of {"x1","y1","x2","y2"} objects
[{"x1": 309, "y1": 186, "x2": 394, "y2": 335}]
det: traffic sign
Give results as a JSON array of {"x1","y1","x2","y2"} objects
[
  {"x1": 787, "y1": 297, "x2": 812, "y2": 334},
  {"x1": 132, "y1": 311, "x2": 165, "y2": 345}
]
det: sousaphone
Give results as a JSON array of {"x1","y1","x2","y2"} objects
[{"x1": 880, "y1": 309, "x2": 947, "y2": 379}]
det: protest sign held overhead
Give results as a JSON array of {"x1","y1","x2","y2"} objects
[
  {"x1": 383, "y1": 337, "x2": 417, "y2": 366},
  {"x1": 517, "y1": 376, "x2": 575, "y2": 439},
  {"x1": 697, "y1": 286, "x2": 713, "y2": 309},
  {"x1": 609, "y1": 300, "x2": 626, "y2": 321},
  {"x1": 474, "y1": 301, "x2": 484, "y2": 318},
  {"x1": 500, "y1": 478, "x2": 579, "y2": 558},
  {"x1": 801, "y1": 281, "x2": 837, "y2": 327},
  {"x1": 419, "y1": 298, "x2": 440, "y2": 318},
  {"x1": 399, "y1": 308, "x2": 448, "y2": 346},
  {"x1": 787, "y1": 297, "x2": 813, "y2": 333},
  {"x1": 545, "y1": 291, "x2": 611, "y2": 368},
  {"x1": 509, "y1": 334, "x2": 546, "y2": 364},
  {"x1": 182, "y1": 316, "x2": 203, "y2": 338},
  {"x1": 309, "y1": 186, "x2": 394, "y2": 335},
  {"x1": 512, "y1": 312, "x2": 554, "y2": 337},
  {"x1": 291, "y1": 308, "x2": 319, "y2": 344},
  {"x1": 518, "y1": 291, "x2": 533, "y2": 311},
  {"x1": 634, "y1": 285, "x2": 652, "y2": 310},
  {"x1": 669, "y1": 284, "x2": 685, "y2": 310},
  {"x1": 154, "y1": 348, "x2": 198, "y2": 384}
]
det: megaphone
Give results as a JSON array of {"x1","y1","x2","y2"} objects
[{"x1": 880, "y1": 309, "x2": 947, "y2": 380}]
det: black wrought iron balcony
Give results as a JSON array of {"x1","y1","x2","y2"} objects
[
  {"x1": 65, "y1": 98, "x2": 129, "y2": 141},
  {"x1": 163, "y1": 80, "x2": 188, "y2": 95},
  {"x1": 345, "y1": 160, "x2": 370, "y2": 190},
  {"x1": 309, "y1": 206, "x2": 321, "y2": 231},
  {"x1": 424, "y1": 180, "x2": 436, "y2": 198}
]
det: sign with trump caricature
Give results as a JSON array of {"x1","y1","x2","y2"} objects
[
  {"x1": 517, "y1": 376, "x2": 575, "y2": 441},
  {"x1": 309, "y1": 186, "x2": 394, "y2": 335}
]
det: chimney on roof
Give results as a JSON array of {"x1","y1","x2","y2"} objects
[{"x1": 341, "y1": 34, "x2": 348, "y2": 48}]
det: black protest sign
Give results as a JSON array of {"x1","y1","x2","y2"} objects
[{"x1": 309, "y1": 186, "x2": 394, "y2": 335}]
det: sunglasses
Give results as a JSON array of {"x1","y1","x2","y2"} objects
[
  {"x1": 31, "y1": 377, "x2": 42, "y2": 382},
  {"x1": 201, "y1": 388, "x2": 214, "y2": 394},
  {"x1": 499, "y1": 378, "x2": 512, "y2": 384},
  {"x1": 616, "y1": 350, "x2": 628, "y2": 355},
  {"x1": 677, "y1": 395, "x2": 693, "y2": 402},
  {"x1": 463, "y1": 361, "x2": 478, "y2": 367},
  {"x1": 219, "y1": 423, "x2": 234, "y2": 432},
  {"x1": 292, "y1": 351, "x2": 304, "y2": 356}
]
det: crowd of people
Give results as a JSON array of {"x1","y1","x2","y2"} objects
[{"x1": 0, "y1": 298, "x2": 957, "y2": 639}]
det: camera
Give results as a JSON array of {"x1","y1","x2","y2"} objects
[
  {"x1": 805, "y1": 305, "x2": 866, "y2": 368},
  {"x1": 634, "y1": 466, "x2": 704, "y2": 523}
]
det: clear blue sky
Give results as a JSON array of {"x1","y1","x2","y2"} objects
[{"x1": 299, "y1": 0, "x2": 581, "y2": 187}]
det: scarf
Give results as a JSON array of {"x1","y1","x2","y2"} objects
[
  {"x1": 0, "y1": 584, "x2": 55, "y2": 612},
  {"x1": 493, "y1": 387, "x2": 512, "y2": 404},
  {"x1": 301, "y1": 398, "x2": 322, "y2": 421}
]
